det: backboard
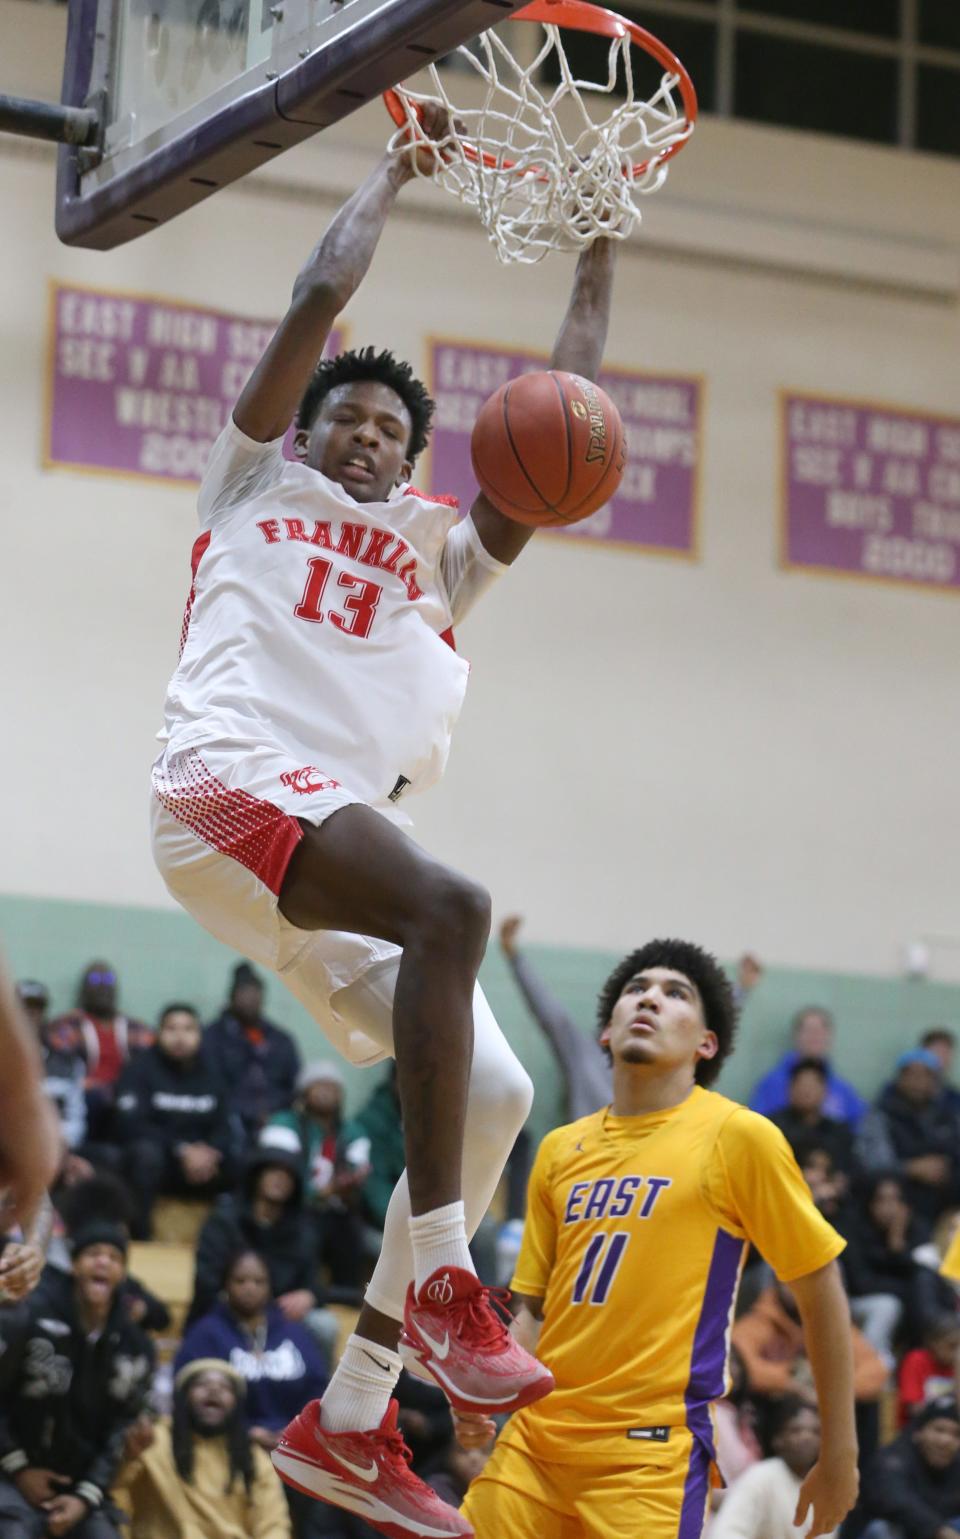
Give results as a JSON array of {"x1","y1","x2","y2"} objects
[{"x1": 56, "y1": 0, "x2": 523, "y2": 250}]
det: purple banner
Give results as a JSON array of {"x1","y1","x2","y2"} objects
[
  {"x1": 783, "y1": 392, "x2": 960, "y2": 590},
  {"x1": 427, "y1": 341, "x2": 701, "y2": 554},
  {"x1": 45, "y1": 281, "x2": 343, "y2": 485}
]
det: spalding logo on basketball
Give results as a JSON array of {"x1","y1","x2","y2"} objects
[{"x1": 470, "y1": 369, "x2": 627, "y2": 528}]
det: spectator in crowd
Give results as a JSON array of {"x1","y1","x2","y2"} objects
[
  {"x1": 498, "y1": 915, "x2": 611, "y2": 1120},
  {"x1": 42, "y1": 1175, "x2": 171, "y2": 1335},
  {"x1": 843, "y1": 1173, "x2": 951, "y2": 1366},
  {"x1": 267, "y1": 1063, "x2": 370, "y2": 1290},
  {"x1": 770, "y1": 1059, "x2": 855, "y2": 1182},
  {"x1": 860, "y1": 1394, "x2": 960, "y2": 1539},
  {"x1": 17, "y1": 980, "x2": 89, "y2": 1159},
  {"x1": 187, "y1": 1145, "x2": 318, "y2": 1331},
  {"x1": 175, "y1": 1249, "x2": 329, "y2": 1450},
  {"x1": 710, "y1": 1398, "x2": 837, "y2": 1539},
  {"x1": 204, "y1": 964, "x2": 301, "y2": 1138},
  {"x1": 352, "y1": 1064, "x2": 404, "y2": 1235},
  {"x1": 48, "y1": 961, "x2": 153, "y2": 1143},
  {"x1": 921, "y1": 1028, "x2": 960, "y2": 1115},
  {"x1": 856, "y1": 1049, "x2": 960, "y2": 1233},
  {"x1": 115, "y1": 1358, "x2": 291, "y2": 1539},
  {"x1": 795, "y1": 1142, "x2": 852, "y2": 1233},
  {"x1": 115, "y1": 1004, "x2": 240, "y2": 1239},
  {"x1": 732, "y1": 1279, "x2": 886, "y2": 1425},
  {"x1": 749, "y1": 1006, "x2": 867, "y2": 1124},
  {"x1": 0, "y1": 1221, "x2": 154, "y2": 1539},
  {"x1": 898, "y1": 1317, "x2": 960, "y2": 1428}
]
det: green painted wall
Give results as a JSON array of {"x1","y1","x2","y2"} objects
[{"x1": 2, "y1": 893, "x2": 957, "y2": 1146}]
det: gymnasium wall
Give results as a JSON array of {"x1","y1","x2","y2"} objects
[{"x1": 3, "y1": 0, "x2": 960, "y2": 1103}]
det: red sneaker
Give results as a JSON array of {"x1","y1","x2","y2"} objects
[
  {"x1": 271, "y1": 1399, "x2": 473, "y2": 1539},
  {"x1": 400, "y1": 1266, "x2": 555, "y2": 1415}
]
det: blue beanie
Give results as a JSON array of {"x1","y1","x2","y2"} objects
[{"x1": 896, "y1": 1048, "x2": 942, "y2": 1075}]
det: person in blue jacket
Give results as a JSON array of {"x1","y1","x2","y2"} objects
[
  {"x1": 175, "y1": 1248, "x2": 328, "y2": 1453},
  {"x1": 749, "y1": 1005, "x2": 867, "y2": 1125}
]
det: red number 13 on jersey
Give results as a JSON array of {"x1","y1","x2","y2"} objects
[{"x1": 294, "y1": 557, "x2": 383, "y2": 639}]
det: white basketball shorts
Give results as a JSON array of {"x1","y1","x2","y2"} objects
[{"x1": 150, "y1": 738, "x2": 404, "y2": 1066}]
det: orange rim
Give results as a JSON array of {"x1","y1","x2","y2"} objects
[{"x1": 383, "y1": 0, "x2": 698, "y2": 178}]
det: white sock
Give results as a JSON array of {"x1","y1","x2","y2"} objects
[
  {"x1": 319, "y1": 1334, "x2": 403, "y2": 1433},
  {"x1": 409, "y1": 1200, "x2": 475, "y2": 1294}
]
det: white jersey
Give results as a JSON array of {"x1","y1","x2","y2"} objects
[{"x1": 160, "y1": 419, "x2": 505, "y2": 806}]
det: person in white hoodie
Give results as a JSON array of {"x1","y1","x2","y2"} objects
[{"x1": 710, "y1": 1397, "x2": 839, "y2": 1539}]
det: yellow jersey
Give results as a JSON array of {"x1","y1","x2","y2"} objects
[{"x1": 506, "y1": 1086, "x2": 845, "y2": 1465}]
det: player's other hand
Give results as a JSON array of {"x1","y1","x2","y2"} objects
[
  {"x1": 452, "y1": 1411, "x2": 497, "y2": 1450},
  {"x1": 499, "y1": 915, "x2": 523, "y2": 956},
  {"x1": 793, "y1": 1452, "x2": 859, "y2": 1539}
]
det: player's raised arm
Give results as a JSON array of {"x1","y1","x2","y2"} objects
[
  {"x1": 548, "y1": 237, "x2": 617, "y2": 382},
  {"x1": 789, "y1": 1261, "x2": 860, "y2": 1538},
  {"x1": 233, "y1": 108, "x2": 448, "y2": 444},
  {"x1": 470, "y1": 239, "x2": 618, "y2": 564}
]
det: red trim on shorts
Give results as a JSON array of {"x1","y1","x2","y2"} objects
[
  {"x1": 179, "y1": 531, "x2": 212, "y2": 659},
  {"x1": 439, "y1": 626, "x2": 456, "y2": 651},
  {"x1": 154, "y1": 747, "x2": 303, "y2": 896}
]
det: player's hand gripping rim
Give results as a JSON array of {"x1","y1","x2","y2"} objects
[
  {"x1": 394, "y1": 101, "x2": 462, "y2": 179},
  {"x1": 793, "y1": 1451, "x2": 859, "y2": 1538}
]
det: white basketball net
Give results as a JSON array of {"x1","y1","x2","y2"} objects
[{"x1": 387, "y1": 21, "x2": 693, "y2": 265}]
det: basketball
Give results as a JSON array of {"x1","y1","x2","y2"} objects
[{"x1": 470, "y1": 370, "x2": 627, "y2": 527}]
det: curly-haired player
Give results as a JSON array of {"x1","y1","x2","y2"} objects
[
  {"x1": 150, "y1": 108, "x2": 619, "y2": 1538},
  {"x1": 457, "y1": 939, "x2": 860, "y2": 1539}
]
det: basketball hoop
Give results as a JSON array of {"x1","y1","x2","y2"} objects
[{"x1": 383, "y1": 0, "x2": 697, "y2": 265}]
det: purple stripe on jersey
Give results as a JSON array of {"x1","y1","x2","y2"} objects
[
  {"x1": 676, "y1": 1230, "x2": 746, "y2": 1538},
  {"x1": 676, "y1": 1435, "x2": 711, "y2": 1539},
  {"x1": 592, "y1": 1232, "x2": 629, "y2": 1304},
  {"x1": 571, "y1": 1234, "x2": 605, "y2": 1303}
]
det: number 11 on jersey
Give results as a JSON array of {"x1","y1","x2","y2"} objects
[{"x1": 571, "y1": 1232, "x2": 630, "y2": 1306}]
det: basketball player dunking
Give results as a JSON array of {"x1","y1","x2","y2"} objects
[{"x1": 151, "y1": 109, "x2": 617, "y2": 1536}]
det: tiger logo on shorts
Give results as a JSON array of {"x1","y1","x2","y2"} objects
[{"x1": 281, "y1": 767, "x2": 342, "y2": 795}]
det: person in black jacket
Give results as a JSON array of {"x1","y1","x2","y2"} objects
[
  {"x1": 861, "y1": 1394, "x2": 960, "y2": 1539},
  {"x1": 855, "y1": 1050, "x2": 960, "y2": 1233},
  {"x1": 46, "y1": 1174, "x2": 171, "y2": 1334},
  {"x1": 115, "y1": 1004, "x2": 240, "y2": 1239},
  {"x1": 203, "y1": 964, "x2": 301, "y2": 1139},
  {"x1": 843, "y1": 1173, "x2": 952, "y2": 1364},
  {"x1": 187, "y1": 1145, "x2": 318, "y2": 1331},
  {"x1": 770, "y1": 1058, "x2": 855, "y2": 1183},
  {"x1": 0, "y1": 1221, "x2": 154, "y2": 1539}
]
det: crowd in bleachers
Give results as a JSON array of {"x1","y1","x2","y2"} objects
[{"x1": 3, "y1": 938, "x2": 960, "y2": 1539}]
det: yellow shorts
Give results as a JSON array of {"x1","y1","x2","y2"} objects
[{"x1": 461, "y1": 1428, "x2": 712, "y2": 1539}]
